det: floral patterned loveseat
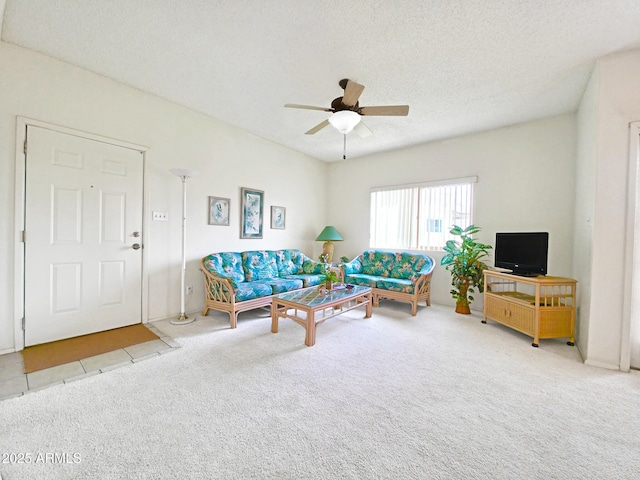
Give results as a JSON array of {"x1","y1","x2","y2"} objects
[
  {"x1": 200, "y1": 249, "x2": 325, "y2": 328},
  {"x1": 341, "y1": 250, "x2": 436, "y2": 316}
]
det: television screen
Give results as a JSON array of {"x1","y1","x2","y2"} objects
[{"x1": 494, "y1": 232, "x2": 549, "y2": 276}]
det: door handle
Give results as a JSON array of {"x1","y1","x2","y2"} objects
[{"x1": 132, "y1": 243, "x2": 141, "y2": 250}]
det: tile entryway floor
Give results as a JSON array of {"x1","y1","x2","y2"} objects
[{"x1": 0, "y1": 323, "x2": 179, "y2": 401}]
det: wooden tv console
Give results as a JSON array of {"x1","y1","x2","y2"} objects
[{"x1": 482, "y1": 270, "x2": 576, "y2": 347}]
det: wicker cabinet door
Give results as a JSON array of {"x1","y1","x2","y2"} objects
[
  {"x1": 485, "y1": 295, "x2": 535, "y2": 336},
  {"x1": 485, "y1": 295, "x2": 510, "y2": 324},
  {"x1": 503, "y1": 301, "x2": 536, "y2": 336}
]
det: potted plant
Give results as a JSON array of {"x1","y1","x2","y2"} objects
[
  {"x1": 320, "y1": 266, "x2": 340, "y2": 290},
  {"x1": 440, "y1": 224, "x2": 492, "y2": 314}
]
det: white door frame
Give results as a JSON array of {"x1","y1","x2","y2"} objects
[
  {"x1": 622, "y1": 121, "x2": 640, "y2": 371},
  {"x1": 13, "y1": 117, "x2": 150, "y2": 351}
]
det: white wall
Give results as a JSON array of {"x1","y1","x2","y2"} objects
[
  {"x1": 4, "y1": 36, "x2": 637, "y2": 370},
  {"x1": 574, "y1": 64, "x2": 599, "y2": 361},
  {"x1": 0, "y1": 42, "x2": 327, "y2": 352},
  {"x1": 327, "y1": 114, "x2": 577, "y2": 309},
  {"x1": 578, "y1": 49, "x2": 640, "y2": 370}
]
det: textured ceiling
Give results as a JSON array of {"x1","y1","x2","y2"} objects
[{"x1": 3, "y1": 1, "x2": 640, "y2": 162}]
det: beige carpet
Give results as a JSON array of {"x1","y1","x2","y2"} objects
[
  {"x1": 2, "y1": 304, "x2": 639, "y2": 479},
  {"x1": 21, "y1": 324, "x2": 159, "y2": 373}
]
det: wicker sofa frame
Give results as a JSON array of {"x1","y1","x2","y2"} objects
[
  {"x1": 200, "y1": 250, "x2": 326, "y2": 328},
  {"x1": 341, "y1": 251, "x2": 435, "y2": 316},
  {"x1": 373, "y1": 270, "x2": 434, "y2": 315},
  {"x1": 200, "y1": 266, "x2": 272, "y2": 329}
]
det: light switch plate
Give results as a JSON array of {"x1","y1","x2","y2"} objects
[{"x1": 152, "y1": 211, "x2": 168, "y2": 221}]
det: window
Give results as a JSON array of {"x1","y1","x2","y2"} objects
[{"x1": 370, "y1": 176, "x2": 476, "y2": 251}]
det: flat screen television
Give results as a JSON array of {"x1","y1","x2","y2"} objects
[{"x1": 494, "y1": 232, "x2": 549, "y2": 276}]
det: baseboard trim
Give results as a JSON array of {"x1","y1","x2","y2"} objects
[{"x1": 584, "y1": 358, "x2": 620, "y2": 371}]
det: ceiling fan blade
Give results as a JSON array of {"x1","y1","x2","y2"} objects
[
  {"x1": 305, "y1": 119, "x2": 330, "y2": 135},
  {"x1": 342, "y1": 80, "x2": 365, "y2": 107},
  {"x1": 359, "y1": 105, "x2": 409, "y2": 116},
  {"x1": 285, "y1": 103, "x2": 332, "y2": 112},
  {"x1": 354, "y1": 120, "x2": 373, "y2": 138}
]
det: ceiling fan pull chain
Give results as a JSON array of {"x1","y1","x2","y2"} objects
[{"x1": 343, "y1": 134, "x2": 347, "y2": 160}]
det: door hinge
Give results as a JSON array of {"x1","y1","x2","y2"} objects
[
  {"x1": 22, "y1": 317, "x2": 25, "y2": 330},
  {"x1": 21, "y1": 230, "x2": 26, "y2": 243},
  {"x1": 23, "y1": 139, "x2": 27, "y2": 154}
]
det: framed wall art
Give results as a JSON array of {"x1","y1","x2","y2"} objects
[
  {"x1": 240, "y1": 187, "x2": 264, "y2": 239},
  {"x1": 271, "y1": 206, "x2": 286, "y2": 230},
  {"x1": 208, "y1": 196, "x2": 230, "y2": 226}
]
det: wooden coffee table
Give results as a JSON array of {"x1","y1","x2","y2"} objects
[{"x1": 271, "y1": 285, "x2": 372, "y2": 346}]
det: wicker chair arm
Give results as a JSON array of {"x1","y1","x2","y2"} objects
[
  {"x1": 200, "y1": 265, "x2": 236, "y2": 304},
  {"x1": 412, "y1": 258, "x2": 434, "y2": 291}
]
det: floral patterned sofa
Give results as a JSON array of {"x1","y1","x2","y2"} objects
[
  {"x1": 200, "y1": 249, "x2": 326, "y2": 328},
  {"x1": 341, "y1": 250, "x2": 436, "y2": 316}
]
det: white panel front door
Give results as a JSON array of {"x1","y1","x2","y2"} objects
[{"x1": 24, "y1": 126, "x2": 144, "y2": 346}]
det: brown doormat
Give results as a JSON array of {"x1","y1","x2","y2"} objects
[{"x1": 22, "y1": 324, "x2": 160, "y2": 374}]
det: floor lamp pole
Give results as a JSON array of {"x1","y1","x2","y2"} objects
[{"x1": 170, "y1": 168, "x2": 198, "y2": 325}]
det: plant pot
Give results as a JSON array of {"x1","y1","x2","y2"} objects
[
  {"x1": 325, "y1": 280, "x2": 332, "y2": 290},
  {"x1": 455, "y1": 277, "x2": 471, "y2": 314},
  {"x1": 455, "y1": 300, "x2": 471, "y2": 315}
]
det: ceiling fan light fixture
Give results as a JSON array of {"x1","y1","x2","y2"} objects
[{"x1": 328, "y1": 110, "x2": 361, "y2": 134}]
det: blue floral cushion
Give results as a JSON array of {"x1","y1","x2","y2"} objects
[
  {"x1": 343, "y1": 256, "x2": 363, "y2": 275},
  {"x1": 302, "y1": 258, "x2": 325, "y2": 274},
  {"x1": 418, "y1": 256, "x2": 435, "y2": 275},
  {"x1": 275, "y1": 249, "x2": 305, "y2": 276},
  {"x1": 234, "y1": 282, "x2": 272, "y2": 301},
  {"x1": 242, "y1": 250, "x2": 278, "y2": 281},
  {"x1": 260, "y1": 278, "x2": 304, "y2": 294},
  {"x1": 361, "y1": 250, "x2": 394, "y2": 277},
  {"x1": 344, "y1": 274, "x2": 379, "y2": 288},
  {"x1": 285, "y1": 274, "x2": 324, "y2": 287},
  {"x1": 376, "y1": 278, "x2": 415, "y2": 294},
  {"x1": 203, "y1": 252, "x2": 245, "y2": 285},
  {"x1": 390, "y1": 252, "x2": 428, "y2": 280}
]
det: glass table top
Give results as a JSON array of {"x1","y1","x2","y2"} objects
[{"x1": 273, "y1": 285, "x2": 371, "y2": 308}]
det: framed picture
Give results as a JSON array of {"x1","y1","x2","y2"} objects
[
  {"x1": 208, "y1": 196, "x2": 230, "y2": 226},
  {"x1": 271, "y1": 206, "x2": 286, "y2": 230},
  {"x1": 240, "y1": 187, "x2": 264, "y2": 239}
]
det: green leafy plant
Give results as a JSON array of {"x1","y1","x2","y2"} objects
[
  {"x1": 321, "y1": 266, "x2": 340, "y2": 285},
  {"x1": 440, "y1": 224, "x2": 492, "y2": 314},
  {"x1": 340, "y1": 256, "x2": 350, "y2": 263}
]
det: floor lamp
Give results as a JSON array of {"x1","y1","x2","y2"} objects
[{"x1": 170, "y1": 168, "x2": 198, "y2": 325}]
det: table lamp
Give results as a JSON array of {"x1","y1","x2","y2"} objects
[{"x1": 316, "y1": 226, "x2": 343, "y2": 263}]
